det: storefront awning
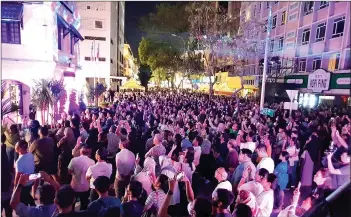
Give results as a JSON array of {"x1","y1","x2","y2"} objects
[
  {"x1": 69, "y1": 24, "x2": 84, "y2": 42},
  {"x1": 1, "y1": 3, "x2": 23, "y2": 21}
]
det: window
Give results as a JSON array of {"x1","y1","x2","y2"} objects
[
  {"x1": 302, "y1": 28, "x2": 310, "y2": 45},
  {"x1": 316, "y1": 22, "x2": 326, "y2": 42},
  {"x1": 266, "y1": 2, "x2": 269, "y2": 9},
  {"x1": 253, "y1": 5, "x2": 256, "y2": 17},
  {"x1": 288, "y1": 13, "x2": 298, "y2": 21},
  {"x1": 299, "y1": 59, "x2": 306, "y2": 71},
  {"x1": 84, "y1": 57, "x2": 91, "y2": 61},
  {"x1": 289, "y1": 2, "x2": 299, "y2": 10},
  {"x1": 335, "y1": 53, "x2": 340, "y2": 70},
  {"x1": 272, "y1": 15, "x2": 277, "y2": 29},
  {"x1": 259, "y1": 2, "x2": 261, "y2": 10},
  {"x1": 98, "y1": 57, "x2": 106, "y2": 62},
  {"x1": 274, "y1": 1, "x2": 278, "y2": 4},
  {"x1": 87, "y1": 5, "x2": 90, "y2": 9},
  {"x1": 84, "y1": 36, "x2": 106, "y2": 41},
  {"x1": 95, "y1": 20, "x2": 103, "y2": 29},
  {"x1": 264, "y1": 19, "x2": 268, "y2": 32},
  {"x1": 320, "y1": 1, "x2": 329, "y2": 9},
  {"x1": 110, "y1": 59, "x2": 113, "y2": 64},
  {"x1": 111, "y1": 39, "x2": 113, "y2": 45},
  {"x1": 270, "y1": 39, "x2": 274, "y2": 52},
  {"x1": 332, "y1": 16, "x2": 345, "y2": 38},
  {"x1": 278, "y1": 37, "x2": 284, "y2": 50},
  {"x1": 281, "y1": 11, "x2": 286, "y2": 25},
  {"x1": 1, "y1": 21, "x2": 21, "y2": 44},
  {"x1": 286, "y1": 30, "x2": 296, "y2": 39},
  {"x1": 312, "y1": 57, "x2": 321, "y2": 70},
  {"x1": 304, "y1": 1, "x2": 314, "y2": 15}
]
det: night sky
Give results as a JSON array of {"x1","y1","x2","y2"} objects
[
  {"x1": 125, "y1": 1, "x2": 158, "y2": 58},
  {"x1": 125, "y1": 1, "x2": 173, "y2": 59}
]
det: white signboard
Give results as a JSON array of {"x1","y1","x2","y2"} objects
[
  {"x1": 286, "y1": 90, "x2": 299, "y2": 102},
  {"x1": 307, "y1": 69, "x2": 331, "y2": 93},
  {"x1": 284, "y1": 102, "x2": 298, "y2": 110}
]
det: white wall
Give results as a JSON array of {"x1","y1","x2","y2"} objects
[
  {"x1": 1, "y1": 3, "x2": 54, "y2": 61},
  {"x1": 77, "y1": 2, "x2": 112, "y2": 80}
]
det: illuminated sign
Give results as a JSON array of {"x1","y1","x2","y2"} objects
[{"x1": 307, "y1": 69, "x2": 331, "y2": 93}]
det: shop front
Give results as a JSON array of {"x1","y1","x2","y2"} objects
[{"x1": 283, "y1": 69, "x2": 351, "y2": 108}]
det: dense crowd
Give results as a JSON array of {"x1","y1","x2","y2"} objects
[{"x1": 1, "y1": 90, "x2": 350, "y2": 217}]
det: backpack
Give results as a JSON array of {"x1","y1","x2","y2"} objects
[{"x1": 97, "y1": 199, "x2": 121, "y2": 217}]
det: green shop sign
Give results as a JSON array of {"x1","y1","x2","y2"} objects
[{"x1": 284, "y1": 70, "x2": 350, "y2": 91}]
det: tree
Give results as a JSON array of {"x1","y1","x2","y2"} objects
[
  {"x1": 138, "y1": 64, "x2": 152, "y2": 91},
  {"x1": 31, "y1": 78, "x2": 53, "y2": 125},
  {"x1": 139, "y1": 3, "x2": 190, "y2": 88},
  {"x1": 1, "y1": 81, "x2": 19, "y2": 120},
  {"x1": 186, "y1": 2, "x2": 265, "y2": 98},
  {"x1": 138, "y1": 38, "x2": 181, "y2": 88},
  {"x1": 179, "y1": 51, "x2": 205, "y2": 88},
  {"x1": 49, "y1": 79, "x2": 65, "y2": 123},
  {"x1": 86, "y1": 82, "x2": 106, "y2": 106},
  {"x1": 151, "y1": 67, "x2": 167, "y2": 87}
]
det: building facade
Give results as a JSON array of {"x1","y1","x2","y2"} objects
[
  {"x1": 76, "y1": 1, "x2": 125, "y2": 91},
  {"x1": 123, "y1": 44, "x2": 138, "y2": 78},
  {"x1": 1, "y1": 1, "x2": 84, "y2": 123},
  {"x1": 240, "y1": 1, "x2": 350, "y2": 105}
]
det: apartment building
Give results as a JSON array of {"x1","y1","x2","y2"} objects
[
  {"x1": 1, "y1": 1, "x2": 84, "y2": 122},
  {"x1": 123, "y1": 44, "x2": 138, "y2": 78},
  {"x1": 240, "y1": 1, "x2": 350, "y2": 105},
  {"x1": 77, "y1": 1, "x2": 125, "y2": 91}
]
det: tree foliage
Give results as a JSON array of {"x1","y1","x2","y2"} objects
[
  {"x1": 1, "y1": 81, "x2": 19, "y2": 119},
  {"x1": 139, "y1": 3, "x2": 189, "y2": 35},
  {"x1": 186, "y1": 2, "x2": 265, "y2": 96},
  {"x1": 138, "y1": 64, "x2": 152, "y2": 90}
]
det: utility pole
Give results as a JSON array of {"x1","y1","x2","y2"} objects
[{"x1": 260, "y1": 4, "x2": 272, "y2": 110}]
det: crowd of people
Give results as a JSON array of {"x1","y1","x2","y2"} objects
[{"x1": 1, "y1": 90, "x2": 350, "y2": 217}]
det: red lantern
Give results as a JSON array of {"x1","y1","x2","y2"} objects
[{"x1": 341, "y1": 96, "x2": 348, "y2": 103}]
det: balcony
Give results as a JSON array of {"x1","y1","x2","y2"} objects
[{"x1": 311, "y1": 40, "x2": 325, "y2": 54}]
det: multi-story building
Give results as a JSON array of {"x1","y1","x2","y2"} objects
[
  {"x1": 1, "y1": 1, "x2": 84, "y2": 123},
  {"x1": 76, "y1": 1, "x2": 125, "y2": 91},
  {"x1": 123, "y1": 44, "x2": 138, "y2": 78},
  {"x1": 240, "y1": 1, "x2": 350, "y2": 106}
]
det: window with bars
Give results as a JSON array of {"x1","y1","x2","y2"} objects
[
  {"x1": 1, "y1": 21, "x2": 21, "y2": 44},
  {"x1": 95, "y1": 20, "x2": 103, "y2": 29},
  {"x1": 316, "y1": 22, "x2": 326, "y2": 42},
  {"x1": 299, "y1": 59, "x2": 306, "y2": 71},
  {"x1": 270, "y1": 39, "x2": 274, "y2": 52},
  {"x1": 312, "y1": 57, "x2": 322, "y2": 70},
  {"x1": 286, "y1": 30, "x2": 296, "y2": 39},
  {"x1": 278, "y1": 37, "x2": 284, "y2": 50},
  {"x1": 281, "y1": 11, "x2": 286, "y2": 25},
  {"x1": 332, "y1": 16, "x2": 345, "y2": 38},
  {"x1": 320, "y1": 1, "x2": 329, "y2": 9},
  {"x1": 302, "y1": 28, "x2": 310, "y2": 45},
  {"x1": 288, "y1": 13, "x2": 298, "y2": 21},
  {"x1": 272, "y1": 15, "x2": 277, "y2": 29},
  {"x1": 304, "y1": 1, "x2": 314, "y2": 15}
]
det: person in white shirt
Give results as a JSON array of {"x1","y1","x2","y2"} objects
[
  {"x1": 114, "y1": 137, "x2": 135, "y2": 199},
  {"x1": 14, "y1": 140, "x2": 35, "y2": 206},
  {"x1": 238, "y1": 168, "x2": 269, "y2": 197},
  {"x1": 86, "y1": 147, "x2": 112, "y2": 203},
  {"x1": 133, "y1": 156, "x2": 156, "y2": 196},
  {"x1": 212, "y1": 167, "x2": 232, "y2": 199},
  {"x1": 68, "y1": 145, "x2": 95, "y2": 210},
  {"x1": 256, "y1": 173, "x2": 276, "y2": 217},
  {"x1": 192, "y1": 136, "x2": 202, "y2": 167},
  {"x1": 240, "y1": 132, "x2": 256, "y2": 153},
  {"x1": 256, "y1": 144, "x2": 275, "y2": 173}
]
